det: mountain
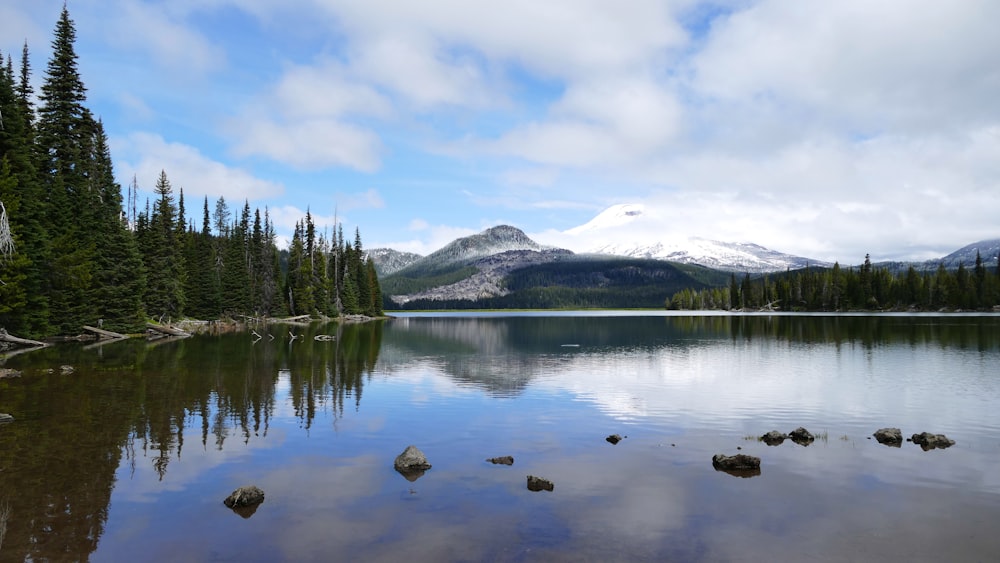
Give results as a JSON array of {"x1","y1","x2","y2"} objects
[
  {"x1": 567, "y1": 204, "x2": 829, "y2": 273},
  {"x1": 929, "y1": 239, "x2": 1000, "y2": 270},
  {"x1": 368, "y1": 248, "x2": 423, "y2": 277},
  {"x1": 593, "y1": 238, "x2": 827, "y2": 273},
  {"x1": 381, "y1": 225, "x2": 713, "y2": 309},
  {"x1": 420, "y1": 224, "x2": 544, "y2": 266}
]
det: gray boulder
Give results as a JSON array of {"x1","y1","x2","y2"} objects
[
  {"x1": 873, "y1": 427, "x2": 903, "y2": 446},
  {"x1": 911, "y1": 432, "x2": 955, "y2": 450},
  {"x1": 223, "y1": 485, "x2": 265, "y2": 518},
  {"x1": 486, "y1": 456, "x2": 514, "y2": 465},
  {"x1": 394, "y1": 445, "x2": 431, "y2": 481},
  {"x1": 527, "y1": 475, "x2": 554, "y2": 492},
  {"x1": 0, "y1": 413, "x2": 13, "y2": 424}
]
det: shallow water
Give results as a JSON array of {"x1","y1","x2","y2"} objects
[{"x1": 1, "y1": 313, "x2": 999, "y2": 562}]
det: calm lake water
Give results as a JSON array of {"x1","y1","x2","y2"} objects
[{"x1": 2, "y1": 312, "x2": 1000, "y2": 562}]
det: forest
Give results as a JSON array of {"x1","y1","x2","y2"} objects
[
  {"x1": 0, "y1": 7, "x2": 382, "y2": 339},
  {"x1": 667, "y1": 253, "x2": 1000, "y2": 312}
]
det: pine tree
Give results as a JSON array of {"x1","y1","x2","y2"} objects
[
  {"x1": 183, "y1": 197, "x2": 220, "y2": 319},
  {"x1": 88, "y1": 120, "x2": 146, "y2": 331},
  {"x1": 143, "y1": 170, "x2": 184, "y2": 320}
]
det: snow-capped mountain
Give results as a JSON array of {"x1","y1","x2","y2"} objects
[
  {"x1": 368, "y1": 248, "x2": 423, "y2": 276},
  {"x1": 567, "y1": 203, "x2": 829, "y2": 273},
  {"x1": 421, "y1": 224, "x2": 545, "y2": 267}
]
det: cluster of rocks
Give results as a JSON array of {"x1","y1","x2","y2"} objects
[
  {"x1": 872, "y1": 427, "x2": 955, "y2": 450},
  {"x1": 394, "y1": 445, "x2": 556, "y2": 493},
  {"x1": 759, "y1": 427, "x2": 815, "y2": 446}
]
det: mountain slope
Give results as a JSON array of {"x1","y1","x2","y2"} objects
[
  {"x1": 569, "y1": 203, "x2": 829, "y2": 273},
  {"x1": 381, "y1": 225, "x2": 709, "y2": 309},
  {"x1": 369, "y1": 248, "x2": 423, "y2": 277},
  {"x1": 930, "y1": 238, "x2": 1000, "y2": 269}
]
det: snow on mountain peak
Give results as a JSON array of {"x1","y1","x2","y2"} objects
[
  {"x1": 559, "y1": 203, "x2": 828, "y2": 273},
  {"x1": 566, "y1": 203, "x2": 646, "y2": 234}
]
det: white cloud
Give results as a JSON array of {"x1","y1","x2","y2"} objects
[
  {"x1": 112, "y1": 132, "x2": 284, "y2": 204},
  {"x1": 230, "y1": 117, "x2": 383, "y2": 171},
  {"x1": 379, "y1": 223, "x2": 477, "y2": 255},
  {"x1": 689, "y1": 0, "x2": 1000, "y2": 135},
  {"x1": 99, "y1": 0, "x2": 226, "y2": 75},
  {"x1": 228, "y1": 60, "x2": 390, "y2": 171}
]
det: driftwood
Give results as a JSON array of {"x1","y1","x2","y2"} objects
[
  {"x1": 0, "y1": 328, "x2": 47, "y2": 348},
  {"x1": 271, "y1": 314, "x2": 312, "y2": 324},
  {"x1": 146, "y1": 323, "x2": 191, "y2": 337},
  {"x1": 83, "y1": 325, "x2": 127, "y2": 340}
]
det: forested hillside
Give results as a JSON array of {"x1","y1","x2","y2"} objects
[
  {"x1": 0, "y1": 7, "x2": 381, "y2": 338},
  {"x1": 668, "y1": 254, "x2": 1000, "y2": 311}
]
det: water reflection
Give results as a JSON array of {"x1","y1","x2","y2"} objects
[
  {"x1": 1, "y1": 313, "x2": 998, "y2": 561},
  {"x1": 0, "y1": 320, "x2": 381, "y2": 561}
]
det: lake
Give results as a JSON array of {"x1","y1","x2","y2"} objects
[{"x1": 1, "y1": 312, "x2": 999, "y2": 562}]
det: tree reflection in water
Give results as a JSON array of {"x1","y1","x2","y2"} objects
[{"x1": 0, "y1": 320, "x2": 382, "y2": 561}]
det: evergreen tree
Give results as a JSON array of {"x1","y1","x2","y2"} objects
[
  {"x1": 143, "y1": 170, "x2": 184, "y2": 320},
  {"x1": 88, "y1": 120, "x2": 146, "y2": 332},
  {"x1": 182, "y1": 197, "x2": 219, "y2": 319}
]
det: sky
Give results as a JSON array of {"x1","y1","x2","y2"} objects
[{"x1": 2, "y1": 0, "x2": 998, "y2": 263}]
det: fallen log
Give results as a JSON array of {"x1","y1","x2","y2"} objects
[
  {"x1": 146, "y1": 322, "x2": 192, "y2": 337},
  {"x1": 271, "y1": 314, "x2": 312, "y2": 324},
  {"x1": 83, "y1": 325, "x2": 127, "y2": 340},
  {"x1": 0, "y1": 328, "x2": 47, "y2": 348}
]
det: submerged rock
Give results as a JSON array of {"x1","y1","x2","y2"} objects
[
  {"x1": 394, "y1": 445, "x2": 432, "y2": 481},
  {"x1": 712, "y1": 454, "x2": 761, "y2": 478},
  {"x1": 487, "y1": 456, "x2": 514, "y2": 465},
  {"x1": 911, "y1": 432, "x2": 955, "y2": 450},
  {"x1": 0, "y1": 368, "x2": 22, "y2": 379},
  {"x1": 873, "y1": 427, "x2": 903, "y2": 447},
  {"x1": 223, "y1": 485, "x2": 265, "y2": 518},
  {"x1": 760, "y1": 430, "x2": 788, "y2": 446},
  {"x1": 789, "y1": 427, "x2": 815, "y2": 446},
  {"x1": 0, "y1": 413, "x2": 13, "y2": 424},
  {"x1": 527, "y1": 475, "x2": 554, "y2": 492},
  {"x1": 606, "y1": 434, "x2": 624, "y2": 445}
]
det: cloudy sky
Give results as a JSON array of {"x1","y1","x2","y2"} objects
[{"x1": 3, "y1": 0, "x2": 998, "y2": 262}]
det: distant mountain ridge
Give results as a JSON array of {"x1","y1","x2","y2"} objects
[
  {"x1": 380, "y1": 225, "x2": 719, "y2": 309},
  {"x1": 573, "y1": 204, "x2": 829, "y2": 273},
  {"x1": 930, "y1": 239, "x2": 1000, "y2": 269},
  {"x1": 593, "y1": 238, "x2": 827, "y2": 273},
  {"x1": 369, "y1": 208, "x2": 1000, "y2": 310}
]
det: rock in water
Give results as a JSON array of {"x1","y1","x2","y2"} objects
[
  {"x1": 789, "y1": 427, "x2": 815, "y2": 446},
  {"x1": 873, "y1": 427, "x2": 903, "y2": 446},
  {"x1": 223, "y1": 485, "x2": 265, "y2": 518},
  {"x1": 487, "y1": 456, "x2": 514, "y2": 465},
  {"x1": 760, "y1": 430, "x2": 787, "y2": 446},
  {"x1": 527, "y1": 475, "x2": 554, "y2": 492},
  {"x1": 606, "y1": 434, "x2": 623, "y2": 445},
  {"x1": 394, "y1": 445, "x2": 431, "y2": 481},
  {"x1": 712, "y1": 454, "x2": 762, "y2": 478},
  {"x1": 0, "y1": 413, "x2": 14, "y2": 424},
  {"x1": 911, "y1": 432, "x2": 955, "y2": 450}
]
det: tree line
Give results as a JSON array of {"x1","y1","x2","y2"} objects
[
  {"x1": 668, "y1": 253, "x2": 1000, "y2": 312},
  {"x1": 0, "y1": 7, "x2": 381, "y2": 338}
]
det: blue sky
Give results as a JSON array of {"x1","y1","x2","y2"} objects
[{"x1": 3, "y1": 0, "x2": 999, "y2": 262}]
